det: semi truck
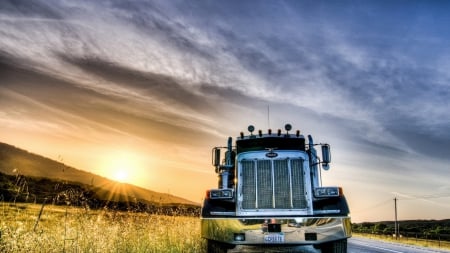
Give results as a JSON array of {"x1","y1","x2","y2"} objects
[{"x1": 201, "y1": 124, "x2": 351, "y2": 253}]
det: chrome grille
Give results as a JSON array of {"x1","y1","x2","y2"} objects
[{"x1": 241, "y1": 158, "x2": 307, "y2": 210}]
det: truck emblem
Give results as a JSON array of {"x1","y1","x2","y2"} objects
[{"x1": 266, "y1": 149, "x2": 278, "y2": 158}]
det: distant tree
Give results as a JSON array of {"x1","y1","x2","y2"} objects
[{"x1": 373, "y1": 223, "x2": 387, "y2": 234}]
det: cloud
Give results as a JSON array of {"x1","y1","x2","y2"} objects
[
  {"x1": 0, "y1": 0, "x2": 62, "y2": 19},
  {"x1": 2, "y1": 0, "x2": 449, "y2": 150},
  {"x1": 2, "y1": 0, "x2": 450, "y2": 220},
  {"x1": 2, "y1": 0, "x2": 450, "y2": 159}
]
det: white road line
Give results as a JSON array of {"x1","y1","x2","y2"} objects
[{"x1": 353, "y1": 241, "x2": 405, "y2": 253}]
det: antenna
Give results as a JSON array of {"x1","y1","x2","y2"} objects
[{"x1": 267, "y1": 104, "x2": 270, "y2": 129}]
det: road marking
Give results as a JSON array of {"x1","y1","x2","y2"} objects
[
  {"x1": 365, "y1": 245, "x2": 404, "y2": 253},
  {"x1": 352, "y1": 241, "x2": 405, "y2": 253}
]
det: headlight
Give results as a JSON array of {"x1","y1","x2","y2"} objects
[
  {"x1": 314, "y1": 187, "x2": 341, "y2": 198},
  {"x1": 209, "y1": 189, "x2": 234, "y2": 199}
]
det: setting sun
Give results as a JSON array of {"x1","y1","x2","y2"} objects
[
  {"x1": 113, "y1": 169, "x2": 129, "y2": 183},
  {"x1": 97, "y1": 150, "x2": 146, "y2": 184}
]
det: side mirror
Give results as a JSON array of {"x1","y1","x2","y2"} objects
[{"x1": 321, "y1": 144, "x2": 331, "y2": 170}]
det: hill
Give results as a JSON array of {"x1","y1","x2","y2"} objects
[{"x1": 0, "y1": 142, "x2": 198, "y2": 208}]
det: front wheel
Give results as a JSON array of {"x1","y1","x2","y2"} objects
[
  {"x1": 206, "y1": 240, "x2": 233, "y2": 253},
  {"x1": 318, "y1": 239, "x2": 347, "y2": 253}
]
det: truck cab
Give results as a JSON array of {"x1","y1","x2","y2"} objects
[{"x1": 201, "y1": 124, "x2": 351, "y2": 253}]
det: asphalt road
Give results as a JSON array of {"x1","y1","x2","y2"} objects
[
  {"x1": 348, "y1": 237, "x2": 450, "y2": 253},
  {"x1": 228, "y1": 237, "x2": 450, "y2": 253}
]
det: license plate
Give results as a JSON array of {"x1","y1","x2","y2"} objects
[{"x1": 264, "y1": 233, "x2": 284, "y2": 243}]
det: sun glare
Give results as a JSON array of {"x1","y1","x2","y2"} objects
[
  {"x1": 113, "y1": 169, "x2": 129, "y2": 183},
  {"x1": 99, "y1": 150, "x2": 145, "y2": 184}
]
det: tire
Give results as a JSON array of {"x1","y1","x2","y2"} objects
[
  {"x1": 319, "y1": 239, "x2": 347, "y2": 253},
  {"x1": 206, "y1": 240, "x2": 231, "y2": 253}
]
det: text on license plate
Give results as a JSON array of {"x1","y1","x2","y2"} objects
[{"x1": 264, "y1": 233, "x2": 284, "y2": 243}]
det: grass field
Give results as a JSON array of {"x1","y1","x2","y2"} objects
[
  {"x1": 0, "y1": 202, "x2": 204, "y2": 253},
  {"x1": 4, "y1": 203, "x2": 449, "y2": 253}
]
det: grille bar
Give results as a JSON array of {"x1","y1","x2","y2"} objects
[
  {"x1": 241, "y1": 158, "x2": 306, "y2": 211},
  {"x1": 241, "y1": 160, "x2": 255, "y2": 209}
]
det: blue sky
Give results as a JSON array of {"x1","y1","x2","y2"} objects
[{"x1": 1, "y1": 0, "x2": 449, "y2": 222}]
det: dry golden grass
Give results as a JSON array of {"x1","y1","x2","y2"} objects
[{"x1": 0, "y1": 203, "x2": 204, "y2": 253}]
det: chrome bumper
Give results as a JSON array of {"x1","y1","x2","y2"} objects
[{"x1": 201, "y1": 216, "x2": 351, "y2": 245}]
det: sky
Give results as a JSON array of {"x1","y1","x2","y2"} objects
[{"x1": 1, "y1": 0, "x2": 449, "y2": 222}]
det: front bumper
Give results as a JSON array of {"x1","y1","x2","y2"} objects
[{"x1": 201, "y1": 216, "x2": 351, "y2": 245}]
